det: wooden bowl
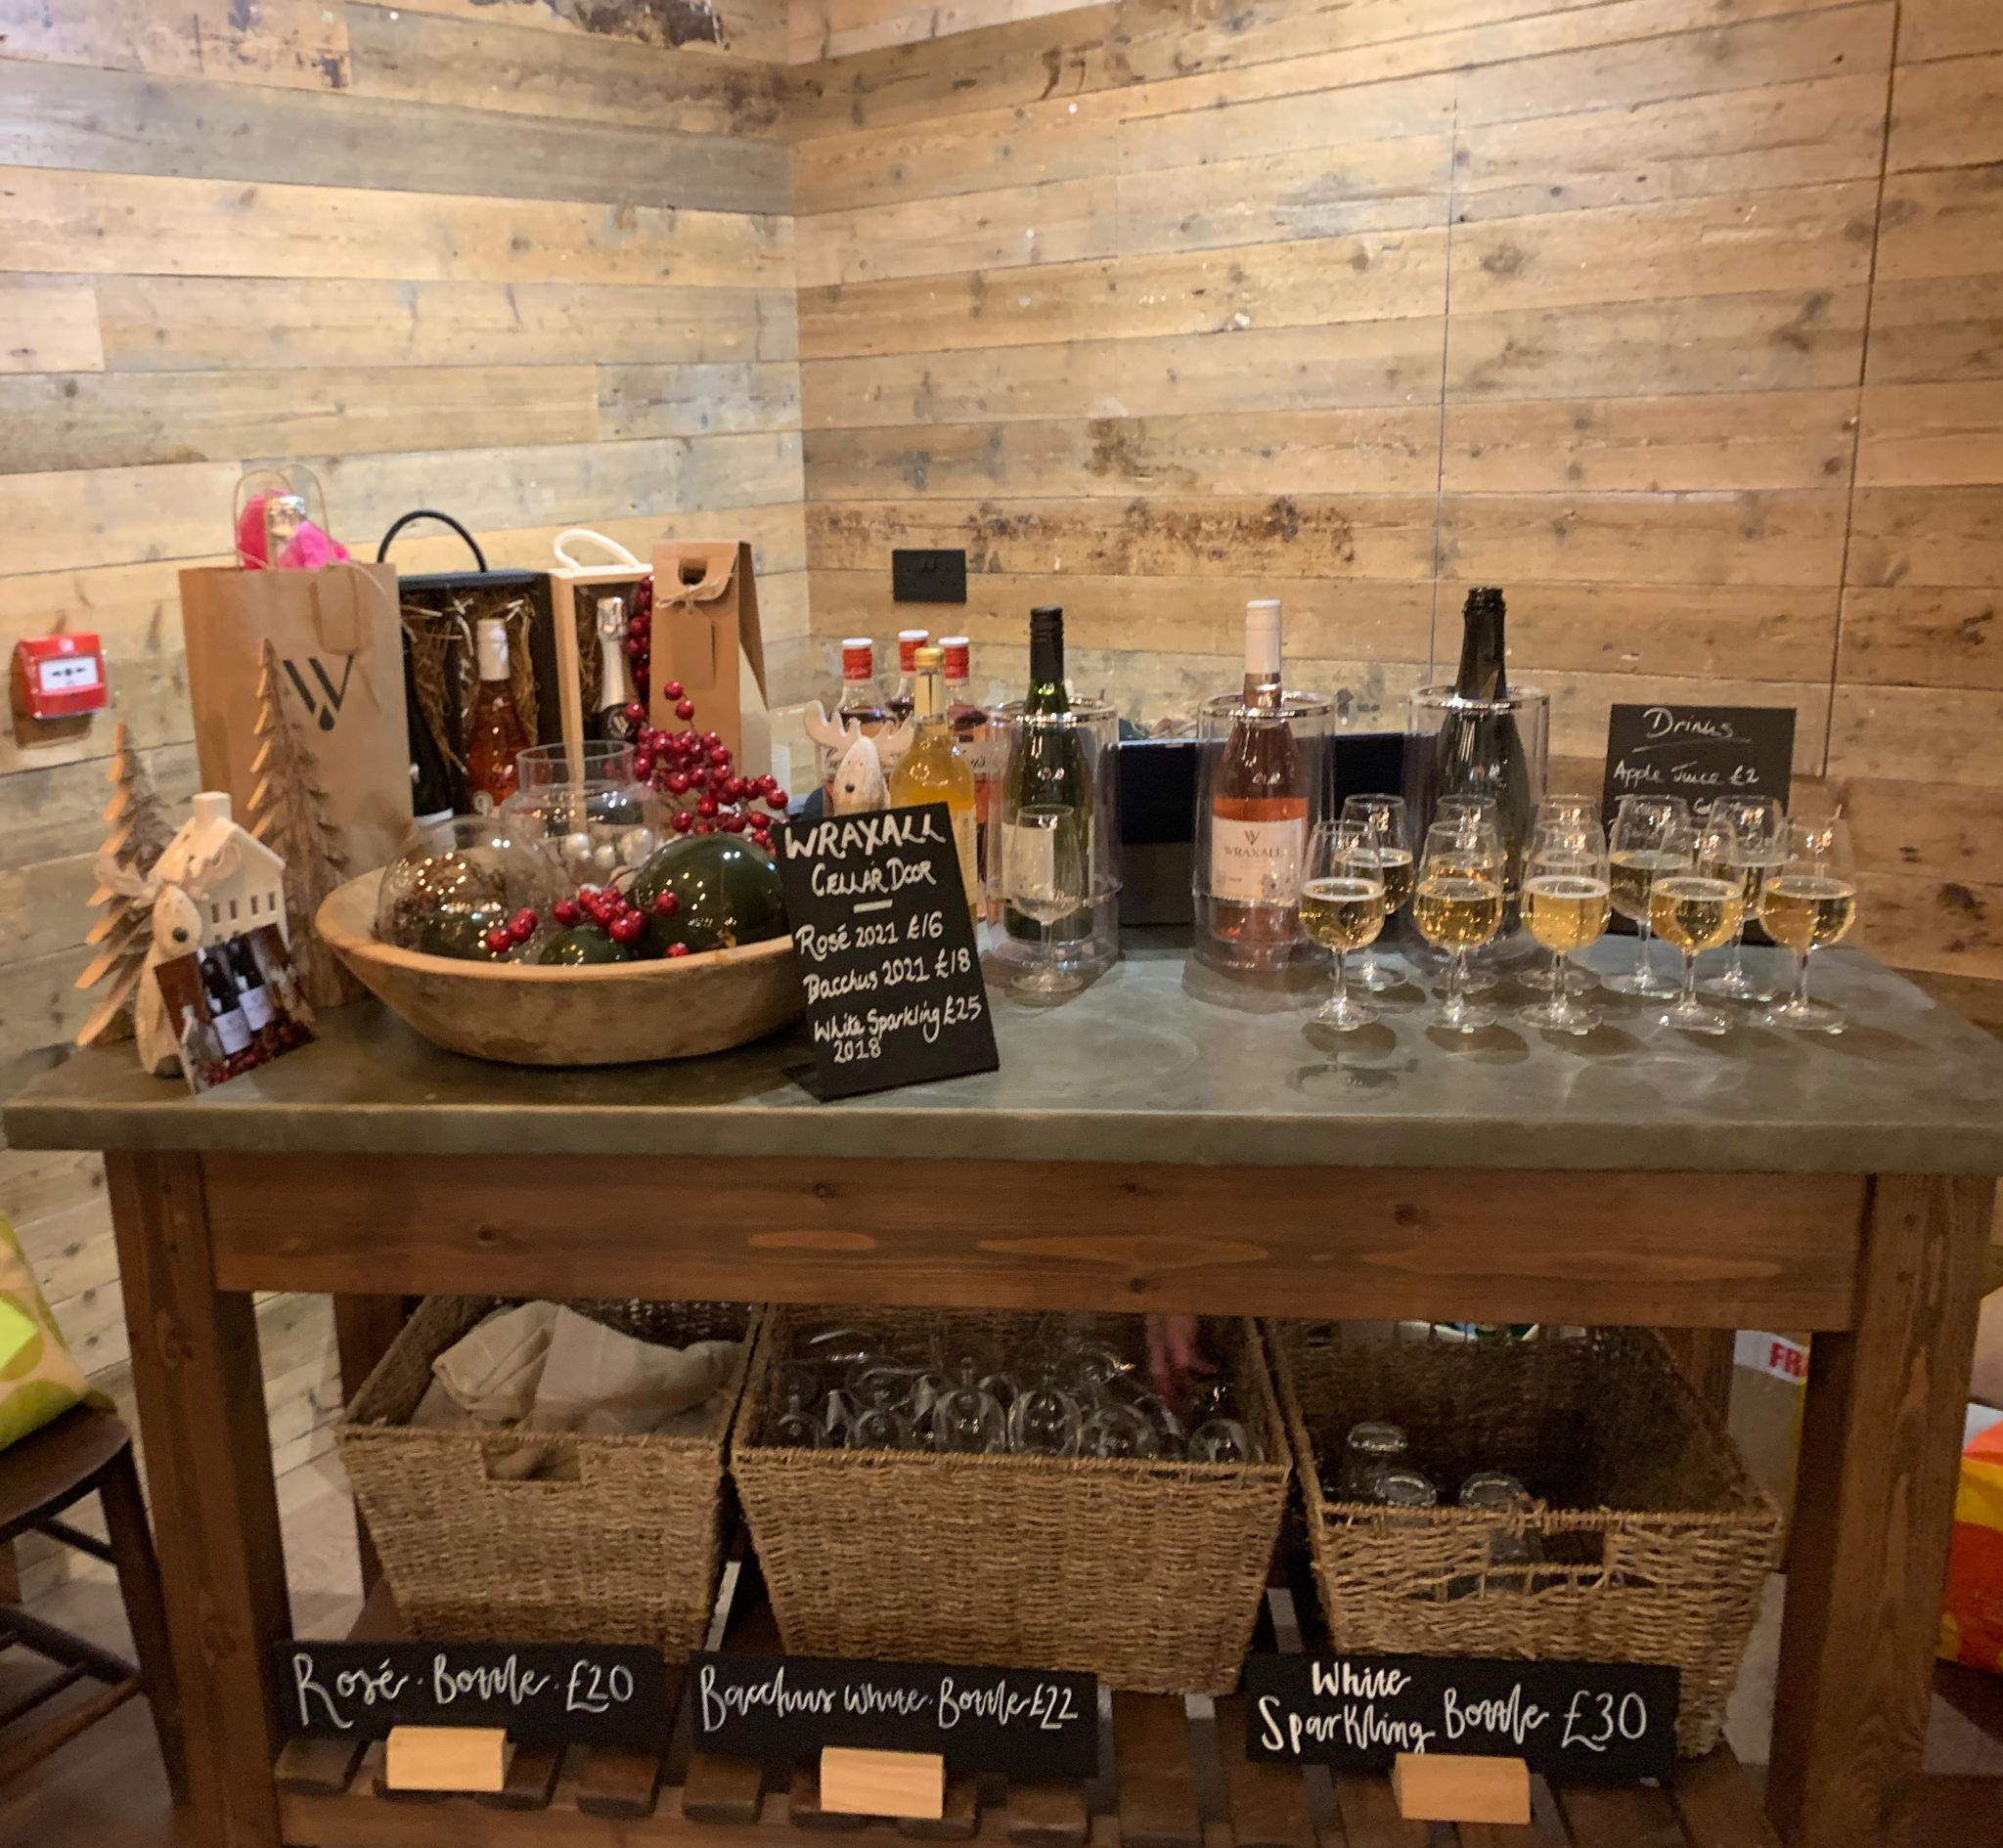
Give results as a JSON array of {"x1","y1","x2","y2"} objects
[{"x1": 315, "y1": 869, "x2": 804, "y2": 1066}]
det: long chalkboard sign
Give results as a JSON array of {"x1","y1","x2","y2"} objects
[
  {"x1": 1600, "y1": 703, "x2": 1795, "y2": 820},
  {"x1": 1244, "y1": 1654, "x2": 1677, "y2": 1783},
  {"x1": 775, "y1": 802, "x2": 999, "y2": 1100},
  {"x1": 274, "y1": 1641, "x2": 672, "y2": 1747},
  {"x1": 688, "y1": 1650, "x2": 1097, "y2": 1778}
]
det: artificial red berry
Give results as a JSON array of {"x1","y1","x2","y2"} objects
[
  {"x1": 721, "y1": 812, "x2": 746, "y2": 833},
  {"x1": 553, "y1": 899, "x2": 580, "y2": 927},
  {"x1": 701, "y1": 730, "x2": 722, "y2": 748},
  {"x1": 672, "y1": 810, "x2": 694, "y2": 833},
  {"x1": 623, "y1": 700, "x2": 646, "y2": 726},
  {"x1": 663, "y1": 680, "x2": 685, "y2": 700},
  {"x1": 707, "y1": 746, "x2": 730, "y2": 770},
  {"x1": 634, "y1": 752, "x2": 654, "y2": 778},
  {"x1": 484, "y1": 927, "x2": 512, "y2": 955},
  {"x1": 667, "y1": 942, "x2": 691, "y2": 958},
  {"x1": 692, "y1": 821, "x2": 715, "y2": 835},
  {"x1": 625, "y1": 637, "x2": 645, "y2": 658},
  {"x1": 652, "y1": 891, "x2": 681, "y2": 917},
  {"x1": 666, "y1": 770, "x2": 690, "y2": 795},
  {"x1": 696, "y1": 795, "x2": 719, "y2": 817},
  {"x1": 759, "y1": 774, "x2": 781, "y2": 796},
  {"x1": 674, "y1": 697, "x2": 695, "y2": 720},
  {"x1": 609, "y1": 914, "x2": 645, "y2": 946}
]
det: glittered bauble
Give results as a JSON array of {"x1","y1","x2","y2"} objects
[
  {"x1": 374, "y1": 815, "x2": 561, "y2": 962},
  {"x1": 536, "y1": 924, "x2": 636, "y2": 965},
  {"x1": 631, "y1": 833, "x2": 786, "y2": 958}
]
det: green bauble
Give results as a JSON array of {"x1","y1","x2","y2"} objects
[
  {"x1": 417, "y1": 901, "x2": 509, "y2": 961},
  {"x1": 632, "y1": 834, "x2": 787, "y2": 958},
  {"x1": 537, "y1": 925, "x2": 635, "y2": 966}
]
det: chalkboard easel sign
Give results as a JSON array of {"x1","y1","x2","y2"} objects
[
  {"x1": 1244, "y1": 1654, "x2": 1678, "y2": 1784},
  {"x1": 1600, "y1": 704, "x2": 1795, "y2": 820},
  {"x1": 688, "y1": 1650, "x2": 1097, "y2": 1778},
  {"x1": 274, "y1": 1641, "x2": 672, "y2": 1748},
  {"x1": 774, "y1": 803, "x2": 999, "y2": 1101}
]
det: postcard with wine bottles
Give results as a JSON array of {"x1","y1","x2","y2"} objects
[{"x1": 153, "y1": 923, "x2": 318, "y2": 1095}]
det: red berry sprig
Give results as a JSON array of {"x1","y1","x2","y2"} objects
[
  {"x1": 483, "y1": 906, "x2": 542, "y2": 957},
  {"x1": 631, "y1": 682, "x2": 787, "y2": 853}
]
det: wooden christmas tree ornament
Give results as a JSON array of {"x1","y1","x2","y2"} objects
[{"x1": 73, "y1": 723, "x2": 178, "y2": 1048}]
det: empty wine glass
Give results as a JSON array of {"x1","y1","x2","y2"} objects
[
  {"x1": 772, "y1": 1387, "x2": 828, "y2": 1448},
  {"x1": 775, "y1": 1361, "x2": 826, "y2": 1414},
  {"x1": 1340, "y1": 1421, "x2": 1408, "y2": 1500},
  {"x1": 1299, "y1": 817, "x2": 1386, "y2": 1031},
  {"x1": 1652, "y1": 814, "x2": 1744, "y2": 1035},
  {"x1": 1189, "y1": 1417, "x2": 1257, "y2": 1463},
  {"x1": 1007, "y1": 1365, "x2": 1083, "y2": 1457},
  {"x1": 1413, "y1": 819, "x2": 1505, "y2": 1033},
  {"x1": 1340, "y1": 794, "x2": 1412, "y2": 990},
  {"x1": 1702, "y1": 795, "x2": 1787, "y2": 1002},
  {"x1": 1758, "y1": 815, "x2": 1858, "y2": 1034},
  {"x1": 1604, "y1": 795, "x2": 1692, "y2": 997},
  {"x1": 930, "y1": 1364, "x2": 1007, "y2": 1454},
  {"x1": 1004, "y1": 804, "x2": 1088, "y2": 995},
  {"x1": 1079, "y1": 1401, "x2": 1160, "y2": 1459},
  {"x1": 848, "y1": 1404, "x2": 916, "y2": 1450},
  {"x1": 1519, "y1": 822, "x2": 1611, "y2": 1035}
]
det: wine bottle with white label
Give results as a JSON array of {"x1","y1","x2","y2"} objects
[
  {"x1": 1201, "y1": 599, "x2": 1309, "y2": 969},
  {"x1": 1002, "y1": 607, "x2": 1092, "y2": 944}
]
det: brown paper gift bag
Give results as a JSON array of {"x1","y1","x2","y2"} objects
[
  {"x1": 648, "y1": 541, "x2": 771, "y2": 777},
  {"x1": 179, "y1": 562, "x2": 412, "y2": 1005}
]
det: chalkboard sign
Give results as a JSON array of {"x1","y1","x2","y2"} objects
[
  {"x1": 274, "y1": 1641, "x2": 672, "y2": 1748},
  {"x1": 688, "y1": 1651, "x2": 1097, "y2": 1777},
  {"x1": 1601, "y1": 704, "x2": 1795, "y2": 820},
  {"x1": 775, "y1": 803, "x2": 999, "y2": 1101},
  {"x1": 1244, "y1": 1654, "x2": 1677, "y2": 1784}
]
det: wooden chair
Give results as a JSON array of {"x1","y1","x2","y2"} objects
[{"x1": 0, "y1": 1405, "x2": 186, "y2": 1800}]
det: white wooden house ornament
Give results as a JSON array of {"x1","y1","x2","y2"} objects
[{"x1": 155, "y1": 791, "x2": 289, "y2": 949}]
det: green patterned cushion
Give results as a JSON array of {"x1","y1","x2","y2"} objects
[{"x1": 0, "y1": 1211, "x2": 107, "y2": 1451}]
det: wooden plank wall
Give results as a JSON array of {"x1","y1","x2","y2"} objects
[
  {"x1": 791, "y1": 0, "x2": 2003, "y2": 995},
  {"x1": 0, "y1": 0, "x2": 802, "y2": 1569}
]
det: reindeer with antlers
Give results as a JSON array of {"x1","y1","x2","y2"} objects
[{"x1": 803, "y1": 703, "x2": 912, "y2": 815}]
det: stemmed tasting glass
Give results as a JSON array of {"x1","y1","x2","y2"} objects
[
  {"x1": 1521, "y1": 797, "x2": 1602, "y2": 994},
  {"x1": 1413, "y1": 819, "x2": 1505, "y2": 1034},
  {"x1": 930, "y1": 1363, "x2": 1007, "y2": 1454},
  {"x1": 1519, "y1": 821, "x2": 1611, "y2": 1035},
  {"x1": 1603, "y1": 795, "x2": 1691, "y2": 997},
  {"x1": 1431, "y1": 797, "x2": 1504, "y2": 992},
  {"x1": 1701, "y1": 796, "x2": 1787, "y2": 1001},
  {"x1": 1651, "y1": 814, "x2": 1744, "y2": 1035},
  {"x1": 1298, "y1": 818, "x2": 1386, "y2": 1032},
  {"x1": 1758, "y1": 816, "x2": 1859, "y2": 1034},
  {"x1": 1003, "y1": 804, "x2": 1087, "y2": 995},
  {"x1": 1339, "y1": 794, "x2": 1411, "y2": 991}
]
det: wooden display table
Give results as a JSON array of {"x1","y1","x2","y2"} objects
[{"x1": 8, "y1": 939, "x2": 2003, "y2": 1848}]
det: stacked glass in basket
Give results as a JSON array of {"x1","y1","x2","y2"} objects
[{"x1": 768, "y1": 1318, "x2": 1264, "y2": 1461}]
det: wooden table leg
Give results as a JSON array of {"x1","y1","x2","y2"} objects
[
  {"x1": 332, "y1": 1294, "x2": 409, "y2": 1592},
  {"x1": 1767, "y1": 1174, "x2": 1992, "y2": 1847},
  {"x1": 106, "y1": 1151, "x2": 289, "y2": 1848}
]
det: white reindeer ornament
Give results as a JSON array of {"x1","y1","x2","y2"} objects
[{"x1": 803, "y1": 703, "x2": 912, "y2": 815}]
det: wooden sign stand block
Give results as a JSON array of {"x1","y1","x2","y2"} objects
[
  {"x1": 820, "y1": 1746, "x2": 946, "y2": 1819},
  {"x1": 1391, "y1": 1752, "x2": 1530, "y2": 1826},
  {"x1": 383, "y1": 1726, "x2": 512, "y2": 1794}
]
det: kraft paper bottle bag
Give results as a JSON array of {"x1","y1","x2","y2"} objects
[
  {"x1": 648, "y1": 541, "x2": 771, "y2": 777},
  {"x1": 179, "y1": 561, "x2": 412, "y2": 1001}
]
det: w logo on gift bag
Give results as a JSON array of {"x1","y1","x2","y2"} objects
[{"x1": 282, "y1": 654, "x2": 356, "y2": 732}]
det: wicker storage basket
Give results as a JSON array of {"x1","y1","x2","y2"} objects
[
  {"x1": 1269, "y1": 1322, "x2": 1781, "y2": 1756},
  {"x1": 731, "y1": 1305, "x2": 1290, "y2": 1694},
  {"x1": 340, "y1": 1297, "x2": 754, "y2": 1653}
]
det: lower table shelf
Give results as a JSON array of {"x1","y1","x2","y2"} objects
[{"x1": 273, "y1": 1570, "x2": 1779, "y2": 1848}]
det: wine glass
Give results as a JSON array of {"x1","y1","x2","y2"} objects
[
  {"x1": 1604, "y1": 795, "x2": 1691, "y2": 996},
  {"x1": 1006, "y1": 1365, "x2": 1083, "y2": 1457},
  {"x1": 1079, "y1": 1402, "x2": 1160, "y2": 1459},
  {"x1": 1701, "y1": 796, "x2": 1786, "y2": 1001},
  {"x1": 1340, "y1": 794, "x2": 1412, "y2": 991},
  {"x1": 1758, "y1": 815, "x2": 1858, "y2": 1033},
  {"x1": 1413, "y1": 819, "x2": 1505, "y2": 1033},
  {"x1": 1298, "y1": 818, "x2": 1386, "y2": 1032},
  {"x1": 1519, "y1": 822, "x2": 1611, "y2": 1035},
  {"x1": 772, "y1": 1386, "x2": 828, "y2": 1449},
  {"x1": 930, "y1": 1363, "x2": 1007, "y2": 1454},
  {"x1": 1521, "y1": 797, "x2": 1602, "y2": 995},
  {"x1": 1651, "y1": 814, "x2": 1744, "y2": 1035},
  {"x1": 1189, "y1": 1418, "x2": 1257, "y2": 1463},
  {"x1": 1004, "y1": 804, "x2": 1087, "y2": 995}
]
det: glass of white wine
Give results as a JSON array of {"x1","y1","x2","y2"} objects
[
  {"x1": 1432, "y1": 797, "x2": 1504, "y2": 993},
  {"x1": 1003, "y1": 804, "x2": 1087, "y2": 995},
  {"x1": 1413, "y1": 819, "x2": 1505, "y2": 1034},
  {"x1": 1652, "y1": 814, "x2": 1744, "y2": 1034},
  {"x1": 1758, "y1": 815, "x2": 1859, "y2": 1034},
  {"x1": 1340, "y1": 794, "x2": 1411, "y2": 992},
  {"x1": 1604, "y1": 795, "x2": 1691, "y2": 997},
  {"x1": 1522, "y1": 795, "x2": 1604, "y2": 994},
  {"x1": 1700, "y1": 795, "x2": 1786, "y2": 1002},
  {"x1": 1300, "y1": 818, "x2": 1386, "y2": 1031},
  {"x1": 1519, "y1": 822, "x2": 1611, "y2": 1035}
]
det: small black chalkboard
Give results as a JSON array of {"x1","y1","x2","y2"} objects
[
  {"x1": 1601, "y1": 704, "x2": 1795, "y2": 821},
  {"x1": 274, "y1": 1641, "x2": 672, "y2": 1748},
  {"x1": 1244, "y1": 1654, "x2": 1677, "y2": 1784},
  {"x1": 774, "y1": 803, "x2": 999, "y2": 1101},
  {"x1": 687, "y1": 1650, "x2": 1097, "y2": 1778}
]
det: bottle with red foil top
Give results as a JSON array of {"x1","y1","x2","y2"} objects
[
  {"x1": 887, "y1": 628, "x2": 930, "y2": 723},
  {"x1": 1197, "y1": 598, "x2": 1322, "y2": 972},
  {"x1": 940, "y1": 637, "x2": 996, "y2": 906}
]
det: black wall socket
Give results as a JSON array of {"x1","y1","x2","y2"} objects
[{"x1": 891, "y1": 549, "x2": 968, "y2": 603}]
